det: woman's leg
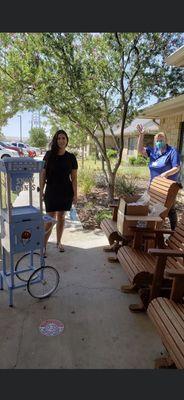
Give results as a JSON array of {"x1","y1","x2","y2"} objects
[
  {"x1": 44, "y1": 211, "x2": 57, "y2": 248},
  {"x1": 56, "y1": 211, "x2": 66, "y2": 248}
]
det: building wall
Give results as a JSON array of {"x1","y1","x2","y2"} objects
[
  {"x1": 159, "y1": 112, "x2": 184, "y2": 148},
  {"x1": 86, "y1": 131, "x2": 155, "y2": 158},
  {"x1": 160, "y1": 112, "x2": 184, "y2": 197}
]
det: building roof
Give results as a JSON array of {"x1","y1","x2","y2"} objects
[
  {"x1": 95, "y1": 118, "x2": 159, "y2": 137},
  {"x1": 138, "y1": 44, "x2": 184, "y2": 120},
  {"x1": 124, "y1": 118, "x2": 159, "y2": 135},
  {"x1": 138, "y1": 94, "x2": 184, "y2": 119},
  {"x1": 165, "y1": 45, "x2": 184, "y2": 67}
]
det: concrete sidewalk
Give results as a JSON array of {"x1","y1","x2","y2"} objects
[{"x1": 0, "y1": 173, "x2": 164, "y2": 369}]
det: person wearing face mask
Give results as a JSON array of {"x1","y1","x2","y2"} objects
[{"x1": 136, "y1": 124, "x2": 181, "y2": 230}]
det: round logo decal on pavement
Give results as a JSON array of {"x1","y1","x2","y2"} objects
[{"x1": 39, "y1": 319, "x2": 64, "y2": 336}]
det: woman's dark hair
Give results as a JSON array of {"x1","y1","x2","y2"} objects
[
  {"x1": 50, "y1": 129, "x2": 69, "y2": 154},
  {"x1": 45, "y1": 129, "x2": 69, "y2": 179}
]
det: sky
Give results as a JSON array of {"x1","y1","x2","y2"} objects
[
  {"x1": 2, "y1": 110, "x2": 51, "y2": 142},
  {"x1": 2, "y1": 96, "x2": 158, "y2": 142}
]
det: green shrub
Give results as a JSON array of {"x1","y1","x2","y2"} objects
[
  {"x1": 106, "y1": 148, "x2": 118, "y2": 158},
  {"x1": 128, "y1": 156, "x2": 136, "y2": 165},
  {"x1": 78, "y1": 168, "x2": 95, "y2": 195},
  {"x1": 95, "y1": 209, "x2": 112, "y2": 225},
  {"x1": 133, "y1": 155, "x2": 149, "y2": 166},
  {"x1": 129, "y1": 155, "x2": 149, "y2": 166},
  {"x1": 115, "y1": 175, "x2": 138, "y2": 197}
]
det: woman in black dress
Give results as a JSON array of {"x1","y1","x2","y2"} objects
[{"x1": 41, "y1": 129, "x2": 78, "y2": 253}]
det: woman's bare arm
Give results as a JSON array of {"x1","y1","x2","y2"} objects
[
  {"x1": 71, "y1": 169, "x2": 77, "y2": 204},
  {"x1": 137, "y1": 124, "x2": 148, "y2": 157},
  {"x1": 40, "y1": 169, "x2": 46, "y2": 199},
  {"x1": 160, "y1": 165, "x2": 181, "y2": 178}
]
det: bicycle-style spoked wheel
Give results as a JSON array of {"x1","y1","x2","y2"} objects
[
  {"x1": 15, "y1": 252, "x2": 44, "y2": 282},
  {"x1": 27, "y1": 266, "x2": 60, "y2": 299}
]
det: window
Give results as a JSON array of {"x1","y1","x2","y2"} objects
[{"x1": 127, "y1": 137, "x2": 136, "y2": 155}]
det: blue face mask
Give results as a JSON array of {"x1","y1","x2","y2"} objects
[{"x1": 156, "y1": 140, "x2": 166, "y2": 150}]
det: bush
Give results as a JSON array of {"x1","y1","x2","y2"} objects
[
  {"x1": 128, "y1": 155, "x2": 149, "y2": 166},
  {"x1": 106, "y1": 149, "x2": 118, "y2": 158},
  {"x1": 95, "y1": 209, "x2": 112, "y2": 225},
  {"x1": 133, "y1": 155, "x2": 149, "y2": 166},
  {"x1": 115, "y1": 175, "x2": 138, "y2": 197},
  {"x1": 128, "y1": 156, "x2": 136, "y2": 165},
  {"x1": 78, "y1": 168, "x2": 95, "y2": 195}
]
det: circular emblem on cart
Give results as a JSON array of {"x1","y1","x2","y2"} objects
[
  {"x1": 21, "y1": 230, "x2": 31, "y2": 239},
  {"x1": 39, "y1": 319, "x2": 64, "y2": 336}
]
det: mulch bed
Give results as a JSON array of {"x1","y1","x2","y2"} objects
[
  {"x1": 76, "y1": 180, "x2": 184, "y2": 231},
  {"x1": 76, "y1": 187, "x2": 110, "y2": 230}
]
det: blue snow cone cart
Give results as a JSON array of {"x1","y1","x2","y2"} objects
[{"x1": 0, "y1": 157, "x2": 59, "y2": 307}]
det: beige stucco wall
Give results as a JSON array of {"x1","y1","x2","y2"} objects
[
  {"x1": 159, "y1": 112, "x2": 184, "y2": 148},
  {"x1": 160, "y1": 112, "x2": 184, "y2": 197}
]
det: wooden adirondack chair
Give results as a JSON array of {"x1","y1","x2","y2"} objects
[
  {"x1": 147, "y1": 270, "x2": 184, "y2": 369},
  {"x1": 101, "y1": 177, "x2": 181, "y2": 252},
  {"x1": 117, "y1": 213, "x2": 184, "y2": 311}
]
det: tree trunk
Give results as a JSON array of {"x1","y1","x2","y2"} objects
[{"x1": 107, "y1": 173, "x2": 116, "y2": 202}]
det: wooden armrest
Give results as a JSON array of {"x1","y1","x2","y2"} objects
[
  {"x1": 152, "y1": 229, "x2": 174, "y2": 234},
  {"x1": 165, "y1": 269, "x2": 184, "y2": 278},
  {"x1": 125, "y1": 215, "x2": 162, "y2": 222},
  {"x1": 148, "y1": 248, "x2": 184, "y2": 257}
]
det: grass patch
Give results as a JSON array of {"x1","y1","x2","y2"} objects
[
  {"x1": 95, "y1": 209, "x2": 112, "y2": 225},
  {"x1": 78, "y1": 159, "x2": 149, "y2": 180}
]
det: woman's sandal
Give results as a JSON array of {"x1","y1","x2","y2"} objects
[{"x1": 57, "y1": 243, "x2": 65, "y2": 252}]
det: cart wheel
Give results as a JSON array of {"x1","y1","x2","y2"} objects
[
  {"x1": 27, "y1": 266, "x2": 60, "y2": 299},
  {"x1": 15, "y1": 252, "x2": 44, "y2": 282}
]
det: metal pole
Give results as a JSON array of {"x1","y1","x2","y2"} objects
[{"x1": 18, "y1": 115, "x2": 22, "y2": 141}]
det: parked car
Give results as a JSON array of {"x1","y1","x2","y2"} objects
[
  {"x1": 0, "y1": 145, "x2": 18, "y2": 159},
  {"x1": 0, "y1": 141, "x2": 24, "y2": 157},
  {"x1": 11, "y1": 142, "x2": 36, "y2": 158},
  {"x1": 24, "y1": 148, "x2": 36, "y2": 158},
  {"x1": 11, "y1": 141, "x2": 27, "y2": 149}
]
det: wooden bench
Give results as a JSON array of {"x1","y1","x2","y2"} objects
[
  {"x1": 117, "y1": 214, "x2": 184, "y2": 311},
  {"x1": 100, "y1": 177, "x2": 181, "y2": 251},
  {"x1": 147, "y1": 270, "x2": 184, "y2": 369}
]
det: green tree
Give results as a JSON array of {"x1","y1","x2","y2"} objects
[
  {"x1": 0, "y1": 32, "x2": 184, "y2": 200},
  {"x1": 28, "y1": 127, "x2": 48, "y2": 148},
  {"x1": 0, "y1": 33, "x2": 39, "y2": 128},
  {"x1": 0, "y1": 129, "x2": 5, "y2": 140}
]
